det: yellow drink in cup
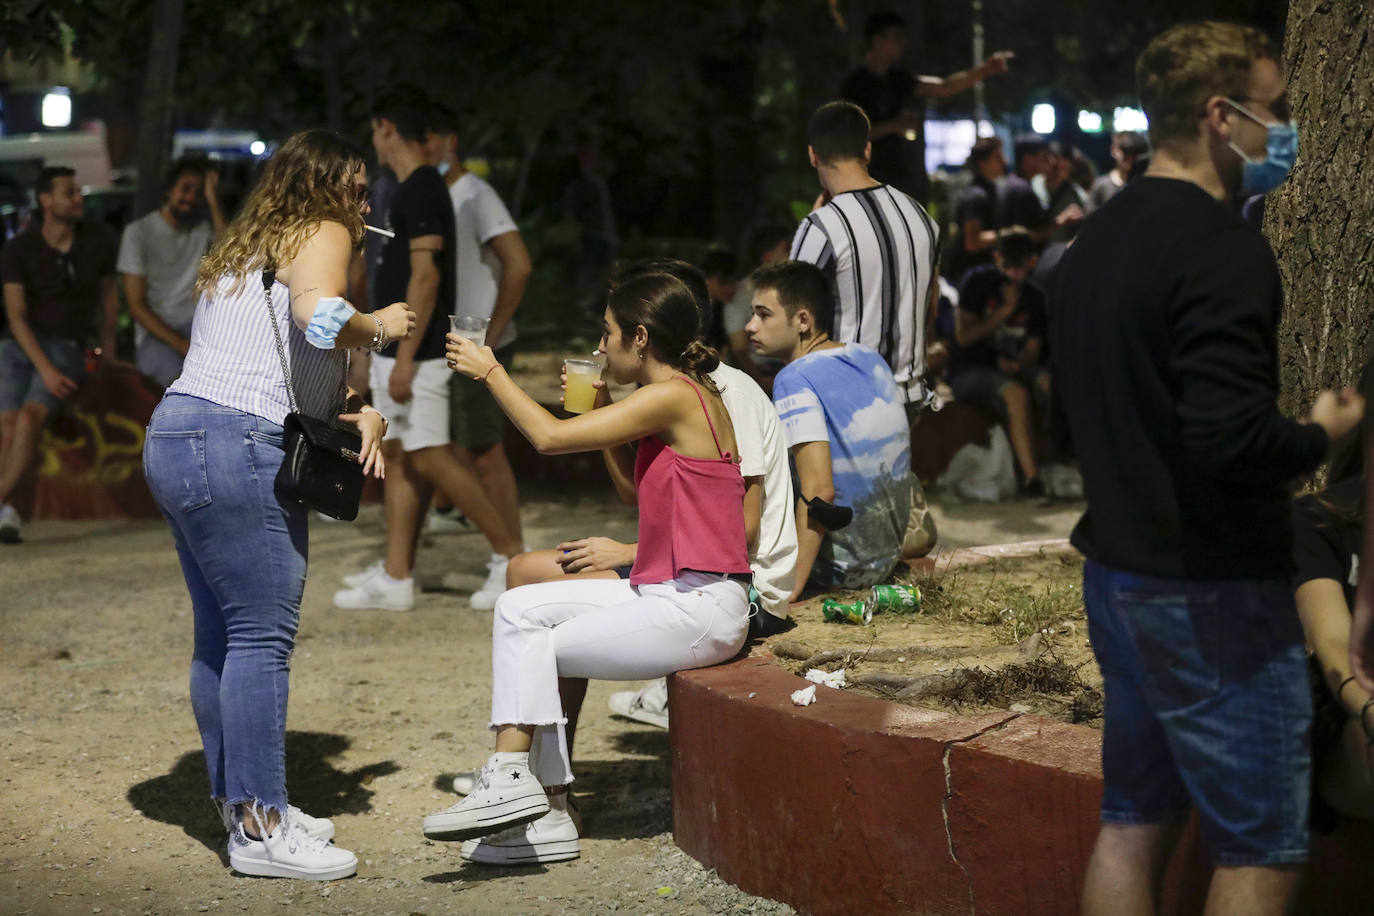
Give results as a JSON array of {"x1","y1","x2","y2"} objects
[{"x1": 563, "y1": 359, "x2": 602, "y2": 414}]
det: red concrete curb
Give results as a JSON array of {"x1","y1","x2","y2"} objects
[
  {"x1": 671, "y1": 632, "x2": 1374, "y2": 915},
  {"x1": 669, "y1": 650, "x2": 1098, "y2": 915}
]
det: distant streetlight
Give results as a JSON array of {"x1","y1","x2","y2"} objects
[
  {"x1": 249, "y1": 140, "x2": 267, "y2": 156},
  {"x1": 1077, "y1": 111, "x2": 1104, "y2": 133},
  {"x1": 1113, "y1": 107, "x2": 1149, "y2": 132},
  {"x1": 41, "y1": 89, "x2": 72, "y2": 129},
  {"x1": 1031, "y1": 103, "x2": 1056, "y2": 135}
]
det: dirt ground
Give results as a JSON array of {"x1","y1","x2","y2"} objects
[
  {"x1": 1, "y1": 481, "x2": 1081, "y2": 915},
  {"x1": 775, "y1": 548, "x2": 1100, "y2": 725}
]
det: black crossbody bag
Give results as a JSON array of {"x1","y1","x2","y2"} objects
[{"x1": 262, "y1": 269, "x2": 364, "y2": 521}]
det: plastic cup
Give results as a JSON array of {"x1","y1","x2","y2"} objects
[
  {"x1": 449, "y1": 314, "x2": 490, "y2": 345},
  {"x1": 563, "y1": 359, "x2": 602, "y2": 414}
]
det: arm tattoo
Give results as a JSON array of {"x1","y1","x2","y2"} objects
[{"x1": 291, "y1": 287, "x2": 320, "y2": 304}]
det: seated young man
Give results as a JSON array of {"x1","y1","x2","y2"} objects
[
  {"x1": 745, "y1": 260, "x2": 912, "y2": 598},
  {"x1": 949, "y1": 227, "x2": 1050, "y2": 496}
]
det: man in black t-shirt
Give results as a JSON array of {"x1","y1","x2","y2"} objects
[
  {"x1": 334, "y1": 92, "x2": 522, "y2": 613},
  {"x1": 0, "y1": 166, "x2": 119, "y2": 543},
  {"x1": 950, "y1": 228, "x2": 1047, "y2": 496},
  {"x1": 840, "y1": 11, "x2": 1012, "y2": 203},
  {"x1": 1052, "y1": 23, "x2": 1363, "y2": 915},
  {"x1": 948, "y1": 136, "x2": 1005, "y2": 284}
]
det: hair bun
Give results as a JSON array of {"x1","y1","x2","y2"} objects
[{"x1": 681, "y1": 340, "x2": 721, "y2": 376}]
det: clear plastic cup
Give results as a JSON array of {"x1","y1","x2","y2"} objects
[
  {"x1": 563, "y1": 358, "x2": 603, "y2": 414},
  {"x1": 449, "y1": 314, "x2": 490, "y2": 345}
]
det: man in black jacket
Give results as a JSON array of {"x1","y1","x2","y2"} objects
[{"x1": 1051, "y1": 22, "x2": 1363, "y2": 916}]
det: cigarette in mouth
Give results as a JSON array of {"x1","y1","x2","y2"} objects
[{"x1": 365, "y1": 225, "x2": 395, "y2": 238}]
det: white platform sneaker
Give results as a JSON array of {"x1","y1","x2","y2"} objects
[
  {"x1": 461, "y1": 795, "x2": 580, "y2": 866},
  {"x1": 423, "y1": 755, "x2": 548, "y2": 842}
]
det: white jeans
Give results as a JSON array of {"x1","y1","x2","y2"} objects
[{"x1": 491, "y1": 571, "x2": 749, "y2": 786}]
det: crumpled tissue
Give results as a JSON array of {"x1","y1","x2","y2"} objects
[
  {"x1": 791, "y1": 684, "x2": 817, "y2": 706},
  {"x1": 804, "y1": 668, "x2": 847, "y2": 689}
]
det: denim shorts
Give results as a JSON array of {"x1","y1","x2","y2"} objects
[
  {"x1": 0, "y1": 336, "x2": 86, "y2": 412},
  {"x1": 1083, "y1": 559, "x2": 1311, "y2": 867}
]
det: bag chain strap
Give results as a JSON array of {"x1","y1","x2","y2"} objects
[
  {"x1": 262, "y1": 269, "x2": 300, "y2": 416},
  {"x1": 262, "y1": 268, "x2": 349, "y2": 419}
]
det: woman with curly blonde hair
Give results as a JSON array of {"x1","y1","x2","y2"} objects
[{"x1": 144, "y1": 129, "x2": 414, "y2": 880}]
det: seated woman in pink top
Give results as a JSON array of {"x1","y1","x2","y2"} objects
[{"x1": 428, "y1": 272, "x2": 755, "y2": 866}]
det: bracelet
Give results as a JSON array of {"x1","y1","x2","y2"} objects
[
  {"x1": 1338, "y1": 675, "x2": 1359, "y2": 699},
  {"x1": 359, "y1": 404, "x2": 388, "y2": 430},
  {"x1": 478, "y1": 363, "x2": 502, "y2": 383},
  {"x1": 368, "y1": 314, "x2": 387, "y2": 352}
]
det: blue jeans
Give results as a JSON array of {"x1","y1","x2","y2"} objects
[
  {"x1": 143, "y1": 393, "x2": 307, "y2": 815},
  {"x1": 0, "y1": 336, "x2": 85, "y2": 412},
  {"x1": 1084, "y1": 559, "x2": 1311, "y2": 867}
]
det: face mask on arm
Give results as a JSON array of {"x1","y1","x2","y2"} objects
[{"x1": 1225, "y1": 98, "x2": 1298, "y2": 195}]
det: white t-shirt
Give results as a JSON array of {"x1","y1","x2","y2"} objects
[
  {"x1": 116, "y1": 211, "x2": 213, "y2": 344},
  {"x1": 710, "y1": 363, "x2": 798, "y2": 619},
  {"x1": 449, "y1": 172, "x2": 519, "y2": 349}
]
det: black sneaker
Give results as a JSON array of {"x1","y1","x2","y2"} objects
[{"x1": 1018, "y1": 478, "x2": 1045, "y2": 499}]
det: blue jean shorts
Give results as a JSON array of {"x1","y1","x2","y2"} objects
[
  {"x1": 0, "y1": 336, "x2": 86, "y2": 412},
  {"x1": 1083, "y1": 559, "x2": 1311, "y2": 867}
]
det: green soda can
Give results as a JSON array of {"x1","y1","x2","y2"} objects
[
  {"x1": 822, "y1": 598, "x2": 873, "y2": 625},
  {"x1": 867, "y1": 584, "x2": 921, "y2": 614}
]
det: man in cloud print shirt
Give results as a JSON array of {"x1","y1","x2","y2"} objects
[{"x1": 745, "y1": 260, "x2": 911, "y2": 600}]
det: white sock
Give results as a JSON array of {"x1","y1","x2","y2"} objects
[{"x1": 381, "y1": 570, "x2": 411, "y2": 586}]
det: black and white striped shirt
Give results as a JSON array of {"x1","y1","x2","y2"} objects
[
  {"x1": 790, "y1": 185, "x2": 940, "y2": 404},
  {"x1": 167, "y1": 274, "x2": 347, "y2": 425}
]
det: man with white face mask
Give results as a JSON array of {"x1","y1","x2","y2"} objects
[{"x1": 1050, "y1": 21, "x2": 1363, "y2": 916}]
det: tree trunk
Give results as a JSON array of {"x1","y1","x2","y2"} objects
[
  {"x1": 1272, "y1": 1, "x2": 1374, "y2": 420},
  {"x1": 133, "y1": 0, "x2": 184, "y2": 218}
]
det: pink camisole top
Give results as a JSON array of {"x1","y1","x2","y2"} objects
[{"x1": 629, "y1": 376, "x2": 752, "y2": 586}]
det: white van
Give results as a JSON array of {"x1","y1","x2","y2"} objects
[{"x1": 0, "y1": 124, "x2": 114, "y2": 198}]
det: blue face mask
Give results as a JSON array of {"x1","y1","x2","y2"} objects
[
  {"x1": 1226, "y1": 99, "x2": 1297, "y2": 195},
  {"x1": 436, "y1": 160, "x2": 451, "y2": 177}
]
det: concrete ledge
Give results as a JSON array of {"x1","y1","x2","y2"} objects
[
  {"x1": 671, "y1": 639, "x2": 1374, "y2": 915},
  {"x1": 669, "y1": 652, "x2": 1078, "y2": 915}
]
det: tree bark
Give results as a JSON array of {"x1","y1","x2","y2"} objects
[
  {"x1": 133, "y1": 0, "x2": 184, "y2": 217},
  {"x1": 1272, "y1": 1, "x2": 1374, "y2": 420}
]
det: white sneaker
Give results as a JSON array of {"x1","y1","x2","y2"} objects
[
  {"x1": 452, "y1": 770, "x2": 479, "y2": 795},
  {"x1": 423, "y1": 756, "x2": 548, "y2": 842},
  {"x1": 460, "y1": 800, "x2": 580, "y2": 866},
  {"x1": 427, "y1": 508, "x2": 472, "y2": 534},
  {"x1": 217, "y1": 802, "x2": 334, "y2": 842},
  {"x1": 0, "y1": 504, "x2": 21, "y2": 544},
  {"x1": 333, "y1": 566, "x2": 414, "y2": 611},
  {"x1": 468, "y1": 554, "x2": 510, "y2": 610},
  {"x1": 450, "y1": 775, "x2": 582, "y2": 833},
  {"x1": 228, "y1": 817, "x2": 357, "y2": 880},
  {"x1": 288, "y1": 806, "x2": 335, "y2": 842},
  {"x1": 608, "y1": 678, "x2": 669, "y2": 729},
  {"x1": 340, "y1": 559, "x2": 384, "y2": 589}
]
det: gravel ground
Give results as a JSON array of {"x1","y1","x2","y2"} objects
[
  {"x1": 1, "y1": 461, "x2": 1075, "y2": 915},
  {"x1": 1, "y1": 490, "x2": 797, "y2": 915}
]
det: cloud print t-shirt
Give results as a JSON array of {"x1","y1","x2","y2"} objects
[{"x1": 772, "y1": 343, "x2": 911, "y2": 589}]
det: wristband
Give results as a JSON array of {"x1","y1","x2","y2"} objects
[
  {"x1": 479, "y1": 363, "x2": 502, "y2": 383},
  {"x1": 368, "y1": 314, "x2": 387, "y2": 352}
]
